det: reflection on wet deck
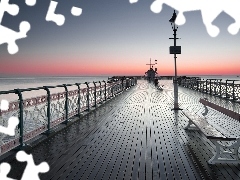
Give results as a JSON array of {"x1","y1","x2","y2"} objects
[{"x1": 4, "y1": 80, "x2": 240, "y2": 180}]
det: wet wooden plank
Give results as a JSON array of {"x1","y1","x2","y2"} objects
[{"x1": 4, "y1": 80, "x2": 240, "y2": 180}]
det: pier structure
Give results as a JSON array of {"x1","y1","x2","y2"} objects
[
  {"x1": 0, "y1": 78, "x2": 137, "y2": 156},
  {"x1": 145, "y1": 58, "x2": 158, "y2": 82},
  {"x1": 1, "y1": 79, "x2": 240, "y2": 179}
]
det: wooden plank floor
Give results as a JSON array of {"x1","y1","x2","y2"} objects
[{"x1": 3, "y1": 80, "x2": 240, "y2": 180}]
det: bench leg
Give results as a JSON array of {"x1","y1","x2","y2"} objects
[
  {"x1": 208, "y1": 139, "x2": 240, "y2": 164},
  {"x1": 202, "y1": 104, "x2": 209, "y2": 117},
  {"x1": 184, "y1": 120, "x2": 199, "y2": 130}
]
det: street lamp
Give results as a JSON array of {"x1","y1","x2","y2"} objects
[{"x1": 169, "y1": 10, "x2": 181, "y2": 110}]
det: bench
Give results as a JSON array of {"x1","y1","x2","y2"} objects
[{"x1": 182, "y1": 98, "x2": 240, "y2": 164}]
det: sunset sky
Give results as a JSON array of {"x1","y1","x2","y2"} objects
[{"x1": 0, "y1": 0, "x2": 239, "y2": 76}]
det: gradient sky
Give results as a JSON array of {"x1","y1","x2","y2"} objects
[{"x1": 0, "y1": 0, "x2": 239, "y2": 76}]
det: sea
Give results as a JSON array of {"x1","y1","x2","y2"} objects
[
  {"x1": 0, "y1": 75, "x2": 239, "y2": 102},
  {"x1": 189, "y1": 75, "x2": 240, "y2": 82},
  {"x1": 0, "y1": 76, "x2": 110, "y2": 102}
]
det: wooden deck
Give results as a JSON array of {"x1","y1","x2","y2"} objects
[{"x1": 3, "y1": 80, "x2": 240, "y2": 180}]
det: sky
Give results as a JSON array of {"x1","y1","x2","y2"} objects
[{"x1": 0, "y1": 0, "x2": 239, "y2": 76}]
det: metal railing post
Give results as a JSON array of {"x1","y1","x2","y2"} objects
[
  {"x1": 63, "y1": 84, "x2": 69, "y2": 123},
  {"x1": 93, "y1": 81, "x2": 97, "y2": 107},
  {"x1": 199, "y1": 80, "x2": 202, "y2": 92},
  {"x1": 190, "y1": 78, "x2": 193, "y2": 89},
  {"x1": 219, "y1": 80, "x2": 222, "y2": 97},
  {"x1": 121, "y1": 78, "x2": 124, "y2": 92},
  {"x1": 43, "y1": 86, "x2": 51, "y2": 134},
  {"x1": 99, "y1": 81, "x2": 102, "y2": 103},
  {"x1": 197, "y1": 79, "x2": 200, "y2": 91},
  {"x1": 214, "y1": 80, "x2": 217, "y2": 95},
  {"x1": 111, "y1": 83, "x2": 114, "y2": 97},
  {"x1": 205, "y1": 79, "x2": 208, "y2": 93},
  {"x1": 115, "y1": 82, "x2": 118, "y2": 94},
  {"x1": 122, "y1": 80, "x2": 125, "y2": 90},
  {"x1": 14, "y1": 89, "x2": 24, "y2": 147},
  {"x1": 226, "y1": 80, "x2": 229, "y2": 99},
  {"x1": 85, "y1": 82, "x2": 90, "y2": 111},
  {"x1": 103, "y1": 80, "x2": 107, "y2": 101},
  {"x1": 75, "y1": 83, "x2": 81, "y2": 116}
]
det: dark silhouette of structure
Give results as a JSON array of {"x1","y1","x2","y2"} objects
[
  {"x1": 169, "y1": 10, "x2": 181, "y2": 110},
  {"x1": 145, "y1": 58, "x2": 157, "y2": 82},
  {"x1": 145, "y1": 66, "x2": 157, "y2": 82}
]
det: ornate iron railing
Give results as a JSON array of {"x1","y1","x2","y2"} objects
[
  {"x1": 178, "y1": 77, "x2": 240, "y2": 102},
  {"x1": 0, "y1": 78, "x2": 137, "y2": 156}
]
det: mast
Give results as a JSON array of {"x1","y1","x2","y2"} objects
[{"x1": 146, "y1": 58, "x2": 157, "y2": 70}]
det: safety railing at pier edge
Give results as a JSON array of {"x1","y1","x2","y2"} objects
[
  {"x1": 178, "y1": 76, "x2": 240, "y2": 103},
  {"x1": 0, "y1": 77, "x2": 137, "y2": 156}
]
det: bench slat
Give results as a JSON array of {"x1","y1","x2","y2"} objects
[
  {"x1": 200, "y1": 98, "x2": 240, "y2": 121},
  {"x1": 182, "y1": 109, "x2": 236, "y2": 140}
]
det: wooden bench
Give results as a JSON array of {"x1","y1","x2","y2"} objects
[{"x1": 182, "y1": 98, "x2": 240, "y2": 164}]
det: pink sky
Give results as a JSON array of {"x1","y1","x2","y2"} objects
[{"x1": 1, "y1": 55, "x2": 239, "y2": 76}]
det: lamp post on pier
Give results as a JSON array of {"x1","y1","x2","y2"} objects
[{"x1": 169, "y1": 10, "x2": 181, "y2": 110}]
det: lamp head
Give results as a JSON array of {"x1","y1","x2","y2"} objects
[{"x1": 169, "y1": 10, "x2": 177, "y2": 23}]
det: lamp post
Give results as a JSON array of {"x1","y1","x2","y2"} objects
[{"x1": 169, "y1": 10, "x2": 181, "y2": 110}]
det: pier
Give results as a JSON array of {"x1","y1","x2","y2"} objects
[{"x1": 1, "y1": 79, "x2": 240, "y2": 179}]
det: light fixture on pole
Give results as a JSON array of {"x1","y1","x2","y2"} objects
[{"x1": 169, "y1": 10, "x2": 182, "y2": 110}]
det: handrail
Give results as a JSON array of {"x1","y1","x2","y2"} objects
[
  {"x1": 178, "y1": 76, "x2": 240, "y2": 103},
  {"x1": 0, "y1": 77, "x2": 137, "y2": 156}
]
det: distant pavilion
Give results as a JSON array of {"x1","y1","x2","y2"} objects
[{"x1": 145, "y1": 65, "x2": 157, "y2": 82}]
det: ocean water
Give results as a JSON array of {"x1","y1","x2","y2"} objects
[
  {"x1": 0, "y1": 76, "x2": 109, "y2": 102},
  {"x1": 0, "y1": 76, "x2": 110, "y2": 91},
  {"x1": 189, "y1": 75, "x2": 240, "y2": 83},
  {"x1": 0, "y1": 75, "x2": 239, "y2": 102}
]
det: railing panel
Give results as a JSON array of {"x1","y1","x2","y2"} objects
[
  {"x1": 179, "y1": 77, "x2": 240, "y2": 103},
  {"x1": 234, "y1": 84, "x2": 240, "y2": 100},
  {"x1": 68, "y1": 89, "x2": 79, "y2": 118},
  {"x1": 221, "y1": 83, "x2": 227, "y2": 98},
  {"x1": 0, "y1": 77, "x2": 137, "y2": 156},
  {"x1": 80, "y1": 88, "x2": 88, "y2": 112},
  {"x1": 226, "y1": 84, "x2": 234, "y2": 99},
  {"x1": 106, "y1": 84, "x2": 112, "y2": 99},
  {"x1": 96, "y1": 85, "x2": 103, "y2": 104},
  {"x1": 22, "y1": 95, "x2": 48, "y2": 142},
  {"x1": 214, "y1": 82, "x2": 221, "y2": 96},
  {"x1": 50, "y1": 92, "x2": 66, "y2": 128},
  {"x1": 0, "y1": 99, "x2": 20, "y2": 155},
  {"x1": 89, "y1": 87, "x2": 95, "y2": 107}
]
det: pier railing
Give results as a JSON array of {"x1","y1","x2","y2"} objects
[
  {"x1": 178, "y1": 77, "x2": 240, "y2": 102},
  {"x1": 0, "y1": 78, "x2": 137, "y2": 156}
]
